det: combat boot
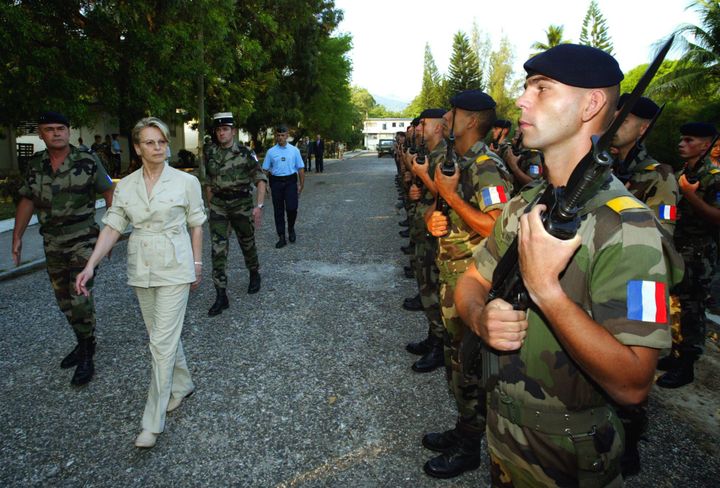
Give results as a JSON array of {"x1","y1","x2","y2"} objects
[
  {"x1": 71, "y1": 337, "x2": 95, "y2": 386},
  {"x1": 60, "y1": 342, "x2": 80, "y2": 369},
  {"x1": 402, "y1": 294, "x2": 423, "y2": 311},
  {"x1": 423, "y1": 431, "x2": 482, "y2": 478},
  {"x1": 399, "y1": 229, "x2": 410, "y2": 238},
  {"x1": 656, "y1": 350, "x2": 680, "y2": 371},
  {"x1": 412, "y1": 336, "x2": 444, "y2": 373},
  {"x1": 398, "y1": 219, "x2": 409, "y2": 227},
  {"x1": 403, "y1": 266, "x2": 414, "y2": 279},
  {"x1": 208, "y1": 287, "x2": 229, "y2": 316},
  {"x1": 406, "y1": 335, "x2": 432, "y2": 355},
  {"x1": 248, "y1": 270, "x2": 261, "y2": 294},
  {"x1": 656, "y1": 354, "x2": 695, "y2": 388},
  {"x1": 422, "y1": 426, "x2": 460, "y2": 453}
]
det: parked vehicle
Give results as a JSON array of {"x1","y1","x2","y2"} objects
[{"x1": 377, "y1": 139, "x2": 394, "y2": 158}]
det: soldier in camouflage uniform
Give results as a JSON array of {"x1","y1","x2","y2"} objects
[
  {"x1": 421, "y1": 91, "x2": 511, "y2": 479},
  {"x1": 405, "y1": 109, "x2": 447, "y2": 373},
  {"x1": 12, "y1": 111, "x2": 114, "y2": 386},
  {"x1": 455, "y1": 44, "x2": 683, "y2": 486},
  {"x1": 502, "y1": 132, "x2": 545, "y2": 196},
  {"x1": 609, "y1": 94, "x2": 680, "y2": 477},
  {"x1": 656, "y1": 122, "x2": 720, "y2": 388},
  {"x1": 202, "y1": 112, "x2": 268, "y2": 316}
]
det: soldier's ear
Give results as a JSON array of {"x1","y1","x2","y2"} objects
[{"x1": 581, "y1": 89, "x2": 608, "y2": 124}]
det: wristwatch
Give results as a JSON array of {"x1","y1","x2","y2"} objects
[{"x1": 256, "y1": 203, "x2": 264, "y2": 209}]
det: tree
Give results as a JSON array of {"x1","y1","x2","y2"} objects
[
  {"x1": 418, "y1": 43, "x2": 447, "y2": 109},
  {"x1": 471, "y1": 20, "x2": 492, "y2": 89},
  {"x1": 447, "y1": 31, "x2": 482, "y2": 96},
  {"x1": 651, "y1": 0, "x2": 720, "y2": 101},
  {"x1": 579, "y1": 0, "x2": 614, "y2": 54},
  {"x1": 486, "y1": 35, "x2": 521, "y2": 124},
  {"x1": 531, "y1": 25, "x2": 571, "y2": 56}
]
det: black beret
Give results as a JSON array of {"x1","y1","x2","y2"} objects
[
  {"x1": 419, "y1": 108, "x2": 446, "y2": 119},
  {"x1": 37, "y1": 111, "x2": 70, "y2": 127},
  {"x1": 213, "y1": 112, "x2": 234, "y2": 127},
  {"x1": 411, "y1": 117, "x2": 421, "y2": 127},
  {"x1": 493, "y1": 119, "x2": 512, "y2": 129},
  {"x1": 617, "y1": 94, "x2": 659, "y2": 120},
  {"x1": 274, "y1": 123, "x2": 289, "y2": 133},
  {"x1": 450, "y1": 90, "x2": 496, "y2": 111},
  {"x1": 524, "y1": 44, "x2": 623, "y2": 88},
  {"x1": 680, "y1": 122, "x2": 717, "y2": 137}
]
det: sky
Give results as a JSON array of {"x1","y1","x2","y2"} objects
[{"x1": 333, "y1": 0, "x2": 703, "y2": 105}]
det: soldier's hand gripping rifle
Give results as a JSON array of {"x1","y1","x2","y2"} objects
[
  {"x1": 614, "y1": 103, "x2": 665, "y2": 184},
  {"x1": 511, "y1": 132, "x2": 524, "y2": 157},
  {"x1": 685, "y1": 133, "x2": 720, "y2": 184},
  {"x1": 414, "y1": 120, "x2": 428, "y2": 190},
  {"x1": 458, "y1": 37, "x2": 675, "y2": 388}
]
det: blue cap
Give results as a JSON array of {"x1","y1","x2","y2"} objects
[
  {"x1": 411, "y1": 117, "x2": 421, "y2": 127},
  {"x1": 37, "y1": 111, "x2": 70, "y2": 127},
  {"x1": 617, "y1": 94, "x2": 660, "y2": 120},
  {"x1": 419, "y1": 108, "x2": 447, "y2": 119},
  {"x1": 524, "y1": 44, "x2": 623, "y2": 88},
  {"x1": 450, "y1": 90, "x2": 496, "y2": 111},
  {"x1": 680, "y1": 122, "x2": 717, "y2": 137}
]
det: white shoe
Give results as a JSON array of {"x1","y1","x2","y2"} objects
[
  {"x1": 134, "y1": 430, "x2": 158, "y2": 448},
  {"x1": 166, "y1": 389, "x2": 195, "y2": 413}
]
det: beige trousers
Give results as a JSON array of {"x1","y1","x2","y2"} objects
[{"x1": 134, "y1": 283, "x2": 194, "y2": 433}]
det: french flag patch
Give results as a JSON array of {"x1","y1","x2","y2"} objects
[
  {"x1": 658, "y1": 205, "x2": 676, "y2": 221},
  {"x1": 481, "y1": 186, "x2": 508, "y2": 206},
  {"x1": 529, "y1": 164, "x2": 541, "y2": 176},
  {"x1": 627, "y1": 280, "x2": 667, "y2": 323}
]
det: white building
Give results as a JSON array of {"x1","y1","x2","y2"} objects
[{"x1": 363, "y1": 118, "x2": 412, "y2": 150}]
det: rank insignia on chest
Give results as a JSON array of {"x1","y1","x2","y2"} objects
[
  {"x1": 481, "y1": 186, "x2": 508, "y2": 206},
  {"x1": 627, "y1": 280, "x2": 667, "y2": 323},
  {"x1": 658, "y1": 205, "x2": 676, "y2": 221}
]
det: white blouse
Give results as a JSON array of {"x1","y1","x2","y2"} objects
[{"x1": 103, "y1": 164, "x2": 206, "y2": 288}]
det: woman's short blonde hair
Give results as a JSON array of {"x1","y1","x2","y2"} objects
[{"x1": 131, "y1": 117, "x2": 170, "y2": 144}]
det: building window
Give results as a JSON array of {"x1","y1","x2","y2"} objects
[
  {"x1": 382, "y1": 123, "x2": 387, "y2": 130},
  {"x1": 392, "y1": 122, "x2": 396, "y2": 127},
  {"x1": 399, "y1": 122, "x2": 404, "y2": 127}
]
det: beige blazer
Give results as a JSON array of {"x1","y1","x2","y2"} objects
[{"x1": 103, "y1": 164, "x2": 206, "y2": 288}]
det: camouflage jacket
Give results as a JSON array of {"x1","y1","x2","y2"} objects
[
  {"x1": 676, "y1": 157, "x2": 720, "y2": 241},
  {"x1": 621, "y1": 145, "x2": 679, "y2": 235},
  {"x1": 437, "y1": 140, "x2": 511, "y2": 277},
  {"x1": 202, "y1": 142, "x2": 267, "y2": 198},
  {"x1": 18, "y1": 147, "x2": 113, "y2": 242},
  {"x1": 475, "y1": 177, "x2": 683, "y2": 411}
]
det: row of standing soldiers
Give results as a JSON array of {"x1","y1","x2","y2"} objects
[{"x1": 391, "y1": 76, "x2": 718, "y2": 481}]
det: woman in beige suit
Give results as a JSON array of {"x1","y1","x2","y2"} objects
[{"x1": 76, "y1": 117, "x2": 206, "y2": 448}]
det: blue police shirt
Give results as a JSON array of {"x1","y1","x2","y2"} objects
[{"x1": 262, "y1": 144, "x2": 304, "y2": 176}]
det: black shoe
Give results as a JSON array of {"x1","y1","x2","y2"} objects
[
  {"x1": 248, "y1": 271, "x2": 261, "y2": 294},
  {"x1": 404, "y1": 267, "x2": 415, "y2": 279},
  {"x1": 402, "y1": 294, "x2": 423, "y2": 311},
  {"x1": 412, "y1": 343, "x2": 444, "y2": 373},
  {"x1": 289, "y1": 229, "x2": 296, "y2": 243},
  {"x1": 71, "y1": 337, "x2": 95, "y2": 386},
  {"x1": 656, "y1": 365, "x2": 694, "y2": 388},
  {"x1": 656, "y1": 352, "x2": 680, "y2": 371},
  {"x1": 60, "y1": 344, "x2": 80, "y2": 369},
  {"x1": 423, "y1": 445, "x2": 481, "y2": 479},
  {"x1": 406, "y1": 337, "x2": 431, "y2": 355},
  {"x1": 208, "y1": 288, "x2": 229, "y2": 316},
  {"x1": 401, "y1": 245, "x2": 414, "y2": 255},
  {"x1": 398, "y1": 219, "x2": 409, "y2": 227},
  {"x1": 275, "y1": 236, "x2": 287, "y2": 248},
  {"x1": 422, "y1": 428, "x2": 460, "y2": 453},
  {"x1": 399, "y1": 229, "x2": 410, "y2": 238}
]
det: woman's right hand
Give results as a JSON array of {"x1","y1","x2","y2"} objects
[{"x1": 75, "y1": 267, "x2": 95, "y2": 297}]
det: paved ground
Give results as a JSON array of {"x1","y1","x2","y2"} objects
[{"x1": 0, "y1": 153, "x2": 718, "y2": 487}]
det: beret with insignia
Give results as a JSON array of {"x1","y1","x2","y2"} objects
[
  {"x1": 37, "y1": 111, "x2": 70, "y2": 127},
  {"x1": 680, "y1": 122, "x2": 717, "y2": 137},
  {"x1": 617, "y1": 94, "x2": 660, "y2": 120},
  {"x1": 524, "y1": 44, "x2": 623, "y2": 88},
  {"x1": 450, "y1": 90, "x2": 496, "y2": 111},
  {"x1": 419, "y1": 108, "x2": 447, "y2": 119}
]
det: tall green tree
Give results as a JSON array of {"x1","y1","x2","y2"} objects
[
  {"x1": 579, "y1": 0, "x2": 614, "y2": 54},
  {"x1": 447, "y1": 31, "x2": 482, "y2": 96},
  {"x1": 531, "y1": 25, "x2": 571, "y2": 56},
  {"x1": 471, "y1": 20, "x2": 492, "y2": 89},
  {"x1": 418, "y1": 43, "x2": 446, "y2": 109},
  {"x1": 486, "y1": 35, "x2": 520, "y2": 124}
]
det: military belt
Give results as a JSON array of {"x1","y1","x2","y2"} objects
[
  {"x1": 42, "y1": 217, "x2": 96, "y2": 237},
  {"x1": 488, "y1": 391, "x2": 613, "y2": 436},
  {"x1": 214, "y1": 187, "x2": 251, "y2": 199},
  {"x1": 436, "y1": 257, "x2": 474, "y2": 278}
]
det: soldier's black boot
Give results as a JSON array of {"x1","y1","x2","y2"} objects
[
  {"x1": 208, "y1": 287, "x2": 229, "y2": 316},
  {"x1": 247, "y1": 270, "x2": 261, "y2": 294},
  {"x1": 71, "y1": 337, "x2": 95, "y2": 386},
  {"x1": 398, "y1": 219, "x2": 409, "y2": 227},
  {"x1": 60, "y1": 342, "x2": 80, "y2": 369},
  {"x1": 406, "y1": 331, "x2": 432, "y2": 355},
  {"x1": 403, "y1": 266, "x2": 414, "y2": 279},
  {"x1": 656, "y1": 353, "x2": 696, "y2": 388},
  {"x1": 656, "y1": 349, "x2": 680, "y2": 371},
  {"x1": 402, "y1": 294, "x2": 423, "y2": 311},
  {"x1": 423, "y1": 430, "x2": 482, "y2": 478},
  {"x1": 412, "y1": 336, "x2": 444, "y2": 373},
  {"x1": 619, "y1": 406, "x2": 647, "y2": 478},
  {"x1": 422, "y1": 426, "x2": 460, "y2": 453},
  {"x1": 275, "y1": 235, "x2": 287, "y2": 248},
  {"x1": 399, "y1": 229, "x2": 410, "y2": 238}
]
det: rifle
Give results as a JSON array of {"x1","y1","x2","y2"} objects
[
  {"x1": 685, "y1": 133, "x2": 720, "y2": 184},
  {"x1": 459, "y1": 36, "x2": 675, "y2": 388},
  {"x1": 511, "y1": 132, "x2": 524, "y2": 157},
  {"x1": 414, "y1": 120, "x2": 427, "y2": 190},
  {"x1": 435, "y1": 109, "x2": 457, "y2": 234},
  {"x1": 615, "y1": 103, "x2": 665, "y2": 184}
]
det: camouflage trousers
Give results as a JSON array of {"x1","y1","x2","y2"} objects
[
  {"x1": 673, "y1": 236, "x2": 716, "y2": 356},
  {"x1": 487, "y1": 405, "x2": 623, "y2": 487},
  {"x1": 439, "y1": 272, "x2": 486, "y2": 435},
  {"x1": 411, "y1": 212, "x2": 443, "y2": 340},
  {"x1": 44, "y1": 237, "x2": 97, "y2": 340},
  {"x1": 210, "y1": 199, "x2": 259, "y2": 289}
]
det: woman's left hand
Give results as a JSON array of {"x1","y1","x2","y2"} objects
[{"x1": 191, "y1": 263, "x2": 202, "y2": 290}]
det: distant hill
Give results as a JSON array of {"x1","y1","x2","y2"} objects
[{"x1": 373, "y1": 94, "x2": 409, "y2": 113}]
